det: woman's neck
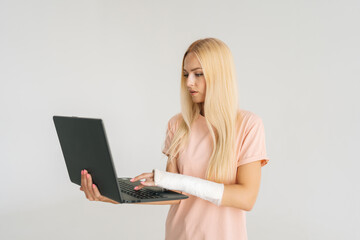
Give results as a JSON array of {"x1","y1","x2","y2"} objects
[{"x1": 199, "y1": 103, "x2": 204, "y2": 117}]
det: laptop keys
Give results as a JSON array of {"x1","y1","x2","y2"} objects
[{"x1": 118, "y1": 180, "x2": 161, "y2": 199}]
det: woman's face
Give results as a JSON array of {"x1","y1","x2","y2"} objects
[{"x1": 183, "y1": 52, "x2": 206, "y2": 104}]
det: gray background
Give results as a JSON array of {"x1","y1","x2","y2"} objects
[{"x1": 1, "y1": 0, "x2": 359, "y2": 239}]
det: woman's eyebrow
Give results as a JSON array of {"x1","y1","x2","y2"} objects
[{"x1": 183, "y1": 67, "x2": 202, "y2": 72}]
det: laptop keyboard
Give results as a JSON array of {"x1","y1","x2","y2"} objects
[{"x1": 118, "y1": 180, "x2": 162, "y2": 199}]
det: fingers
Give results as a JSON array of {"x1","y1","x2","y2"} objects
[
  {"x1": 130, "y1": 172, "x2": 154, "y2": 183},
  {"x1": 141, "y1": 178, "x2": 154, "y2": 186},
  {"x1": 134, "y1": 181, "x2": 152, "y2": 191},
  {"x1": 86, "y1": 171, "x2": 97, "y2": 201},
  {"x1": 92, "y1": 183, "x2": 102, "y2": 200},
  {"x1": 132, "y1": 175, "x2": 155, "y2": 191},
  {"x1": 134, "y1": 184, "x2": 145, "y2": 190},
  {"x1": 81, "y1": 170, "x2": 90, "y2": 200},
  {"x1": 81, "y1": 169, "x2": 97, "y2": 201}
]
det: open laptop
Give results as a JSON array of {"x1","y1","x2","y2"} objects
[{"x1": 53, "y1": 115, "x2": 188, "y2": 204}]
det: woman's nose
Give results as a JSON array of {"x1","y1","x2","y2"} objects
[{"x1": 186, "y1": 74, "x2": 195, "y2": 86}]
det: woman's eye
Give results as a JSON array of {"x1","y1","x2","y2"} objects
[{"x1": 183, "y1": 73, "x2": 202, "y2": 78}]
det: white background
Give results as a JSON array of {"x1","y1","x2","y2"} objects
[{"x1": 1, "y1": 0, "x2": 359, "y2": 239}]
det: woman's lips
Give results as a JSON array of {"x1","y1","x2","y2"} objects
[{"x1": 190, "y1": 91, "x2": 198, "y2": 95}]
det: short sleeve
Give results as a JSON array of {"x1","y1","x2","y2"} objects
[
  {"x1": 161, "y1": 114, "x2": 180, "y2": 157},
  {"x1": 162, "y1": 120, "x2": 174, "y2": 157},
  {"x1": 237, "y1": 117, "x2": 270, "y2": 167}
]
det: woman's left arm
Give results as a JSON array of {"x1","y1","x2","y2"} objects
[
  {"x1": 131, "y1": 159, "x2": 264, "y2": 211},
  {"x1": 221, "y1": 160, "x2": 263, "y2": 211}
]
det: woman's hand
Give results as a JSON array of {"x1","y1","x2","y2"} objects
[
  {"x1": 80, "y1": 169, "x2": 119, "y2": 204},
  {"x1": 130, "y1": 170, "x2": 156, "y2": 191}
]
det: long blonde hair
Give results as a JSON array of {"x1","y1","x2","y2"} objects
[{"x1": 166, "y1": 38, "x2": 240, "y2": 184}]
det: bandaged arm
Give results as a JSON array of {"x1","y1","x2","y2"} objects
[{"x1": 152, "y1": 169, "x2": 224, "y2": 206}]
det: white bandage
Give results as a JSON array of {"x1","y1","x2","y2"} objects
[{"x1": 153, "y1": 169, "x2": 224, "y2": 206}]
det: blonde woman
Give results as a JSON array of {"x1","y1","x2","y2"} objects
[{"x1": 80, "y1": 38, "x2": 270, "y2": 240}]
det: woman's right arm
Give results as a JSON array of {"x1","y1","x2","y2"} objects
[{"x1": 133, "y1": 157, "x2": 181, "y2": 205}]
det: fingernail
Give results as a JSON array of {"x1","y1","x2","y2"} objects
[
  {"x1": 81, "y1": 170, "x2": 83, "y2": 175},
  {"x1": 134, "y1": 186, "x2": 138, "y2": 190},
  {"x1": 92, "y1": 184, "x2": 95, "y2": 188},
  {"x1": 130, "y1": 178, "x2": 134, "y2": 182}
]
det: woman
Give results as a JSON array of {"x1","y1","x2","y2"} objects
[{"x1": 80, "y1": 38, "x2": 270, "y2": 240}]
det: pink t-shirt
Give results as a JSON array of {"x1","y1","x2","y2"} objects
[{"x1": 161, "y1": 109, "x2": 270, "y2": 240}]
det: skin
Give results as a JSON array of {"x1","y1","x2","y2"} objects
[
  {"x1": 80, "y1": 52, "x2": 264, "y2": 210},
  {"x1": 183, "y1": 52, "x2": 206, "y2": 115}
]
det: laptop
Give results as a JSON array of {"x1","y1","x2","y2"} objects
[{"x1": 53, "y1": 115, "x2": 188, "y2": 204}]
